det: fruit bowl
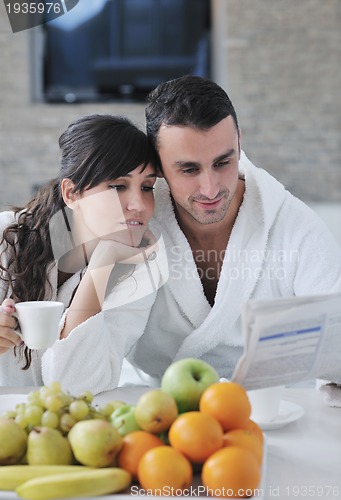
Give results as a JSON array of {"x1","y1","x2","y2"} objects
[
  {"x1": 0, "y1": 396, "x2": 267, "y2": 500},
  {"x1": 0, "y1": 372, "x2": 266, "y2": 500}
]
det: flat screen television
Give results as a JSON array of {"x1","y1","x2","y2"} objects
[{"x1": 42, "y1": 0, "x2": 211, "y2": 102}]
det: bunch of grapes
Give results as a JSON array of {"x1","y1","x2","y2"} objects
[{"x1": 1, "y1": 382, "x2": 115, "y2": 435}]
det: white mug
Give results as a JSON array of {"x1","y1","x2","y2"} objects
[
  {"x1": 14, "y1": 301, "x2": 64, "y2": 350},
  {"x1": 247, "y1": 385, "x2": 285, "y2": 423}
]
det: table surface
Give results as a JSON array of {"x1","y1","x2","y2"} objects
[{"x1": 0, "y1": 386, "x2": 340, "y2": 500}]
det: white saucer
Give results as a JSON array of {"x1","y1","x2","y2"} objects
[
  {"x1": 0, "y1": 394, "x2": 27, "y2": 415},
  {"x1": 254, "y1": 400, "x2": 304, "y2": 431}
]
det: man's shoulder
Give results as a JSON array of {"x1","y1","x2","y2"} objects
[
  {"x1": 240, "y1": 152, "x2": 318, "y2": 218},
  {"x1": 239, "y1": 153, "x2": 329, "y2": 244},
  {"x1": 240, "y1": 152, "x2": 285, "y2": 189}
]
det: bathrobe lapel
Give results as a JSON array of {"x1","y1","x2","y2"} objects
[{"x1": 151, "y1": 179, "x2": 212, "y2": 329}]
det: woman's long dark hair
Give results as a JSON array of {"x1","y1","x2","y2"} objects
[{"x1": 0, "y1": 114, "x2": 158, "y2": 369}]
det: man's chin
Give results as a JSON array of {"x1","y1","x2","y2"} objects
[{"x1": 190, "y1": 209, "x2": 228, "y2": 225}]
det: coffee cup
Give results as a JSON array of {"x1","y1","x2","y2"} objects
[
  {"x1": 247, "y1": 385, "x2": 285, "y2": 423},
  {"x1": 14, "y1": 301, "x2": 64, "y2": 350}
]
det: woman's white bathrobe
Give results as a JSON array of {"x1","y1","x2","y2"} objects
[
  {"x1": 0, "y1": 210, "x2": 168, "y2": 393},
  {"x1": 1, "y1": 152, "x2": 341, "y2": 392},
  {"x1": 127, "y1": 152, "x2": 341, "y2": 384}
]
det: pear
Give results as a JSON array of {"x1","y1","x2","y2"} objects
[
  {"x1": 135, "y1": 389, "x2": 178, "y2": 433},
  {"x1": 0, "y1": 417, "x2": 27, "y2": 465},
  {"x1": 68, "y1": 419, "x2": 122, "y2": 468},
  {"x1": 27, "y1": 427, "x2": 73, "y2": 465}
]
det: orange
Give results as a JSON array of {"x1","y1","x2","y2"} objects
[
  {"x1": 117, "y1": 430, "x2": 164, "y2": 479},
  {"x1": 245, "y1": 419, "x2": 264, "y2": 445},
  {"x1": 199, "y1": 382, "x2": 251, "y2": 431},
  {"x1": 137, "y1": 445, "x2": 192, "y2": 494},
  {"x1": 223, "y1": 428, "x2": 263, "y2": 464},
  {"x1": 202, "y1": 446, "x2": 261, "y2": 498},
  {"x1": 168, "y1": 411, "x2": 223, "y2": 463}
]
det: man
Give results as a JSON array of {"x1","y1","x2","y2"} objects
[{"x1": 126, "y1": 75, "x2": 341, "y2": 384}]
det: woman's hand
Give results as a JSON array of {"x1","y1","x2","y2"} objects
[
  {"x1": 61, "y1": 230, "x2": 159, "y2": 339},
  {"x1": 88, "y1": 229, "x2": 159, "y2": 271},
  {"x1": 0, "y1": 299, "x2": 22, "y2": 354}
]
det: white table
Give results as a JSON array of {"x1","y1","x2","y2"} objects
[
  {"x1": 261, "y1": 388, "x2": 341, "y2": 499},
  {"x1": 0, "y1": 386, "x2": 340, "y2": 500}
]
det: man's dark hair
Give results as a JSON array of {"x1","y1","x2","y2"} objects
[{"x1": 145, "y1": 75, "x2": 239, "y2": 152}]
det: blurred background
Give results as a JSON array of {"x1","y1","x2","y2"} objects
[{"x1": 0, "y1": 0, "x2": 340, "y2": 244}]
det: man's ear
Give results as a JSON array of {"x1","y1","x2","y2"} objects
[
  {"x1": 61, "y1": 178, "x2": 78, "y2": 209},
  {"x1": 237, "y1": 128, "x2": 242, "y2": 159}
]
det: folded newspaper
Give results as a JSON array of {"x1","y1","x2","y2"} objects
[{"x1": 231, "y1": 292, "x2": 341, "y2": 390}]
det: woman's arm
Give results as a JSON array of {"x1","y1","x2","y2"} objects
[
  {"x1": 42, "y1": 231, "x2": 165, "y2": 395},
  {"x1": 42, "y1": 261, "x2": 160, "y2": 394},
  {"x1": 61, "y1": 235, "x2": 158, "y2": 338}
]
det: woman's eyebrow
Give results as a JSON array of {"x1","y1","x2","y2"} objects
[{"x1": 115, "y1": 172, "x2": 157, "y2": 179}]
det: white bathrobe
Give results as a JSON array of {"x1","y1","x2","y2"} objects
[
  {"x1": 0, "y1": 210, "x2": 168, "y2": 393},
  {"x1": 127, "y1": 152, "x2": 341, "y2": 384}
]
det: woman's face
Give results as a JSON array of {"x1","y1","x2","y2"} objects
[{"x1": 70, "y1": 163, "x2": 156, "y2": 248}]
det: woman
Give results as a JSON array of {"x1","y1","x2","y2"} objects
[{"x1": 0, "y1": 114, "x2": 166, "y2": 393}]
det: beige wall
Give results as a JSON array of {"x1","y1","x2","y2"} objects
[
  {"x1": 218, "y1": 0, "x2": 341, "y2": 201},
  {"x1": 0, "y1": 0, "x2": 340, "y2": 211}
]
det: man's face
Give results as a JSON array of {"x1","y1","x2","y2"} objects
[{"x1": 157, "y1": 116, "x2": 241, "y2": 226}]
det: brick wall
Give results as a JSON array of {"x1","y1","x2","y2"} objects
[
  {"x1": 0, "y1": 0, "x2": 340, "y2": 211},
  {"x1": 0, "y1": 2, "x2": 146, "y2": 210},
  {"x1": 224, "y1": 0, "x2": 341, "y2": 201}
]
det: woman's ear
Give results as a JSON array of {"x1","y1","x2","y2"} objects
[{"x1": 61, "y1": 178, "x2": 78, "y2": 209}]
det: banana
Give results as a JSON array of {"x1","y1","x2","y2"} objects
[
  {"x1": 16, "y1": 467, "x2": 132, "y2": 500},
  {"x1": 0, "y1": 465, "x2": 94, "y2": 490}
]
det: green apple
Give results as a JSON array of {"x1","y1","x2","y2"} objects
[
  {"x1": 99, "y1": 400, "x2": 126, "y2": 418},
  {"x1": 161, "y1": 358, "x2": 219, "y2": 413},
  {"x1": 110, "y1": 405, "x2": 141, "y2": 436},
  {"x1": 134, "y1": 389, "x2": 178, "y2": 434}
]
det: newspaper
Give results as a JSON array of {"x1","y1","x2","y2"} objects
[{"x1": 231, "y1": 292, "x2": 341, "y2": 390}]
